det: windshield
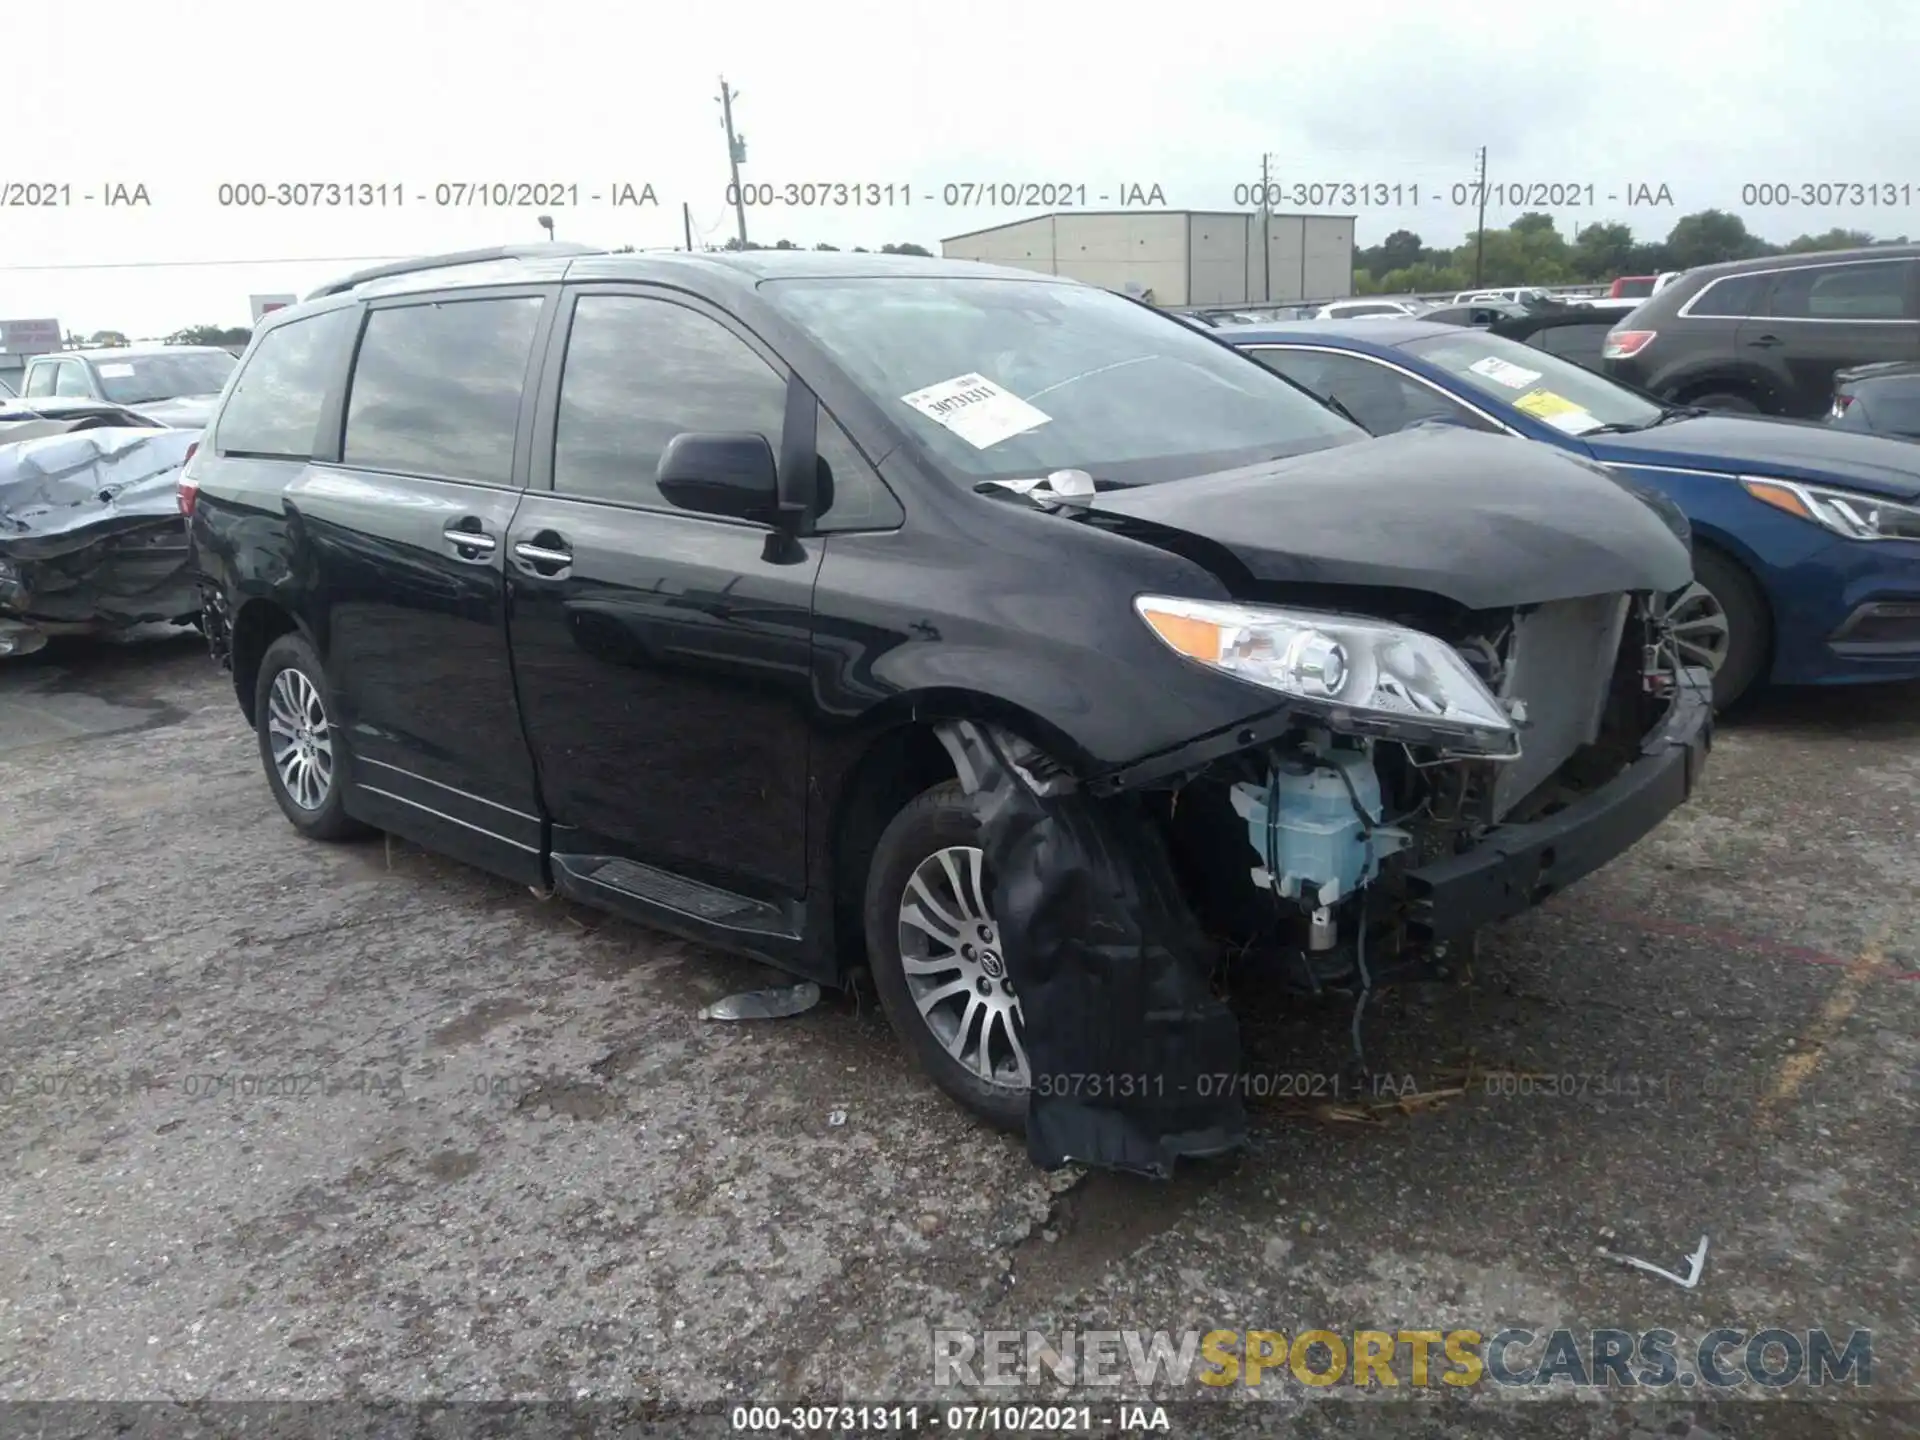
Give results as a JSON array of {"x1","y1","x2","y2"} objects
[
  {"x1": 762, "y1": 277, "x2": 1362, "y2": 484},
  {"x1": 1398, "y1": 330, "x2": 1663, "y2": 434},
  {"x1": 94, "y1": 351, "x2": 236, "y2": 405}
]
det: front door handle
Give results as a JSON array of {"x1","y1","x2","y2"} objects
[
  {"x1": 443, "y1": 523, "x2": 497, "y2": 561},
  {"x1": 1747, "y1": 332, "x2": 1783, "y2": 348},
  {"x1": 512, "y1": 534, "x2": 573, "y2": 578}
]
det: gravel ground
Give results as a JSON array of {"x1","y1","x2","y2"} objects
[{"x1": 0, "y1": 630, "x2": 1915, "y2": 1438}]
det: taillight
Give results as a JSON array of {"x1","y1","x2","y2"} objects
[
  {"x1": 1603, "y1": 329, "x2": 1657, "y2": 360},
  {"x1": 1829, "y1": 396, "x2": 1853, "y2": 419},
  {"x1": 178, "y1": 442, "x2": 200, "y2": 517}
]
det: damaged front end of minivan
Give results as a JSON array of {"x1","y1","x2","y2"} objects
[{"x1": 939, "y1": 428, "x2": 1713, "y2": 1177}]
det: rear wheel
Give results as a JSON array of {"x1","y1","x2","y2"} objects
[
  {"x1": 1686, "y1": 390, "x2": 1760, "y2": 414},
  {"x1": 254, "y1": 633, "x2": 369, "y2": 841},
  {"x1": 864, "y1": 781, "x2": 1029, "y2": 1131},
  {"x1": 1669, "y1": 547, "x2": 1769, "y2": 710}
]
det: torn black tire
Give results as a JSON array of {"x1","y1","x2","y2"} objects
[{"x1": 941, "y1": 720, "x2": 1248, "y2": 1177}]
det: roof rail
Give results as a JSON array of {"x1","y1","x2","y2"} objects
[{"x1": 304, "y1": 242, "x2": 607, "y2": 300}]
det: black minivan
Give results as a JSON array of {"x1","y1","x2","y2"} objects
[
  {"x1": 183, "y1": 244, "x2": 1709, "y2": 1173},
  {"x1": 1603, "y1": 245, "x2": 1920, "y2": 418}
]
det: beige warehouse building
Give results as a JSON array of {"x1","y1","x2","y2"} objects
[{"x1": 940, "y1": 210, "x2": 1356, "y2": 307}]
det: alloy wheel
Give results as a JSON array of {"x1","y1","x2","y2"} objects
[
  {"x1": 1665, "y1": 581, "x2": 1731, "y2": 676},
  {"x1": 266, "y1": 668, "x2": 335, "y2": 810},
  {"x1": 896, "y1": 845, "x2": 1030, "y2": 1090}
]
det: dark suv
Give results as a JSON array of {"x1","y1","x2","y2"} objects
[
  {"x1": 183, "y1": 243, "x2": 1710, "y2": 1174},
  {"x1": 1603, "y1": 246, "x2": 1920, "y2": 418}
]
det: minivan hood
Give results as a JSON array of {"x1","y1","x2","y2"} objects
[
  {"x1": 1592, "y1": 413, "x2": 1920, "y2": 501},
  {"x1": 1084, "y1": 427, "x2": 1691, "y2": 611}
]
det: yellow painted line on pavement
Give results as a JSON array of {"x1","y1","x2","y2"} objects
[{"x1": 1756, "y1": 919, "x2": 1896, "y2": 1132}]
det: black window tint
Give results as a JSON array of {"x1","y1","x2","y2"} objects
[
  {"x1": 553, "y1": 295, "x2": 788, "y2": 507},
  {"x1": 815, "y1": 404, "x2": 903, "y2": 531},
  {"x1": 1533, "y1": 324, "x2": 1610, "y2": 372},
  {"x1": 343, "y1": 296, "x2": 541, "y2": 483},
  {"x1": 217, "y1": 306, "x2": 358, "y2": 458},
  {"x1": 1250, "y1": 349, "x2": 1490, "y2": 435},
  {"x1": 1768, "y1": 261, "x2": 1913, "y2": 320},
  {"x1": 1686, "y1": 273, "x2": 1769, "y2": 318}
]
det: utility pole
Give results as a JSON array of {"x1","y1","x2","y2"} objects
[
  {"x1": 717, "y1": 77, "x2": 749, "y2": 249},
  {"x1": 1473, "y1": 146, "x2": 1489, "y2": 286},
  {"x1": 1259, "y1": 153, "x2": 1272, "y2": 301},
  {"x1": 683, "y1": 201, "x2": 695, "y2": 251}
]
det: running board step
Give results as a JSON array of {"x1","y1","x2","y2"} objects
[{"x1": 553, "y1": 853, "x2": 798, "y2": 937}]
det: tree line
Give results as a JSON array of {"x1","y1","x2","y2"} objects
[{"x1": 1353, "y1": 208, "x2": 1910, "y2": 293}]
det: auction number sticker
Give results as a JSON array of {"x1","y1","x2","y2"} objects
[
  {"x1": 97, "y1": 362, "x2": 136, "y2": 378},
  {"x1": 900, "y1": 373, "x2": 1051, "y2": 450},
  {"x1": 1468, "y1": 355, "x2": 1543, "y2": 389},
  {"x1": 1514, "y1": 388, "x2": 1604, "y2": 434}
]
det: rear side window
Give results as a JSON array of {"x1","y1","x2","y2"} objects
[
  {"x1": 216, "y1": 306, "x2": 358, "y2": 458},
  {"x1": 1684, "y1": 273, "x2": 1770, "y2": 319},
  {"x1": 1767, "y1": 261, "x2": 1914, "y2": 320},
  {"x1": 344, "y1": 296, "x2": 543, "y2": 484},
  {"x1": 54, "y1": 363, "x2": 92, "y2": 397},
  {"x1": 553, "y1": 294, "x2": 789, "y2": 508}
]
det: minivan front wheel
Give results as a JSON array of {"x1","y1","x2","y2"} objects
[
  {"x1": 865, "y1": 781, "x2": 1030, "y2": 1131},
  {"x1": 254, "y1": 633, "x2": 368, "y2": 841}
]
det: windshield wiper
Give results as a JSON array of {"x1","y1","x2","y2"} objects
[
  {"x1": 1321, "y1": 392, "x2": 1367, "y2": 430},
  {"x1": 1648, "y1": 405, "x2": 1711, "y2": 427}
]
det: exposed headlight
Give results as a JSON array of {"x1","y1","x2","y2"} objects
[
  {"x1": 1741, "y1": 477, "x2": 1920, "y2": 541},
  {"x1": 1133, "y1": 595, "x2": 1518, "y2": 755}
]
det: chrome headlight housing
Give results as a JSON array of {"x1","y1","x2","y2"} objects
[
  {"x1": 1741, "y1": 476, "x2": 1920, "y2": 541},
  {"x1": 1134, "y1": 595, "x2": 1519, "y2": 756}
]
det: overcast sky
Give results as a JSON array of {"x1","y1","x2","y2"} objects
[{"x1": 5, "y1": 0, "x2": 1916, "y2": 339}]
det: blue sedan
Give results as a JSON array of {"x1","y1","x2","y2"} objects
[{"x1": 1221, "y1": 319, "x2": 1920, "y2": 708}]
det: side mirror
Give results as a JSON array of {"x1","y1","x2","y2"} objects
[{"x1": 656, "y1": 432, "x2": 780, "y2": 524}]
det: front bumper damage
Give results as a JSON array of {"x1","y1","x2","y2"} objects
[
  {"x1": 937, "y1": 657, "x2": 1710, "y2": 1177},
  {"x1": 0, "y1": 426, "x2": 200, "y2": 657},
  {"x1": 1406, "y1": 683, "x2": 1711, "y2": 941}
]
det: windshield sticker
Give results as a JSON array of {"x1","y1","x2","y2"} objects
[
  {"x1": 900, "y1": 373, "x2": 1052, "y2": 450},
  {"x1": 97, "y1": 363, "x2": 136, "y2": 378},
  {"x1": 1514, "y1": 388, "x2": 1604, "y2": 434},
  {"x1": 1467, "y1": 355, "x2": 1542, "y2": 389}
]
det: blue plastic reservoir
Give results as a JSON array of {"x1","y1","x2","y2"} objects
[{"x1": 1229, "y1": 748, "x2": 1388, "y2": 905}]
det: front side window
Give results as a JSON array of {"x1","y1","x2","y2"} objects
[
  {"x1": 1248, "y1": 348, "x2": 1496, "y2": 436},
  {"x1": 343, "y1": 296, "x2": 543, "y2": 483},
  {"x1": 815, "y1": 404, "x2": 904, "y2": 531},
  {"x1": 553, "y1": 295, "x2": 789, "y2": 508},
  {"x1": 1400, "y1": 330, "x2": 1663, "y2": 433},
  {"x1": 761, "y1": 276, "x2": 1360, "y2": 488},
  {"x1": 1767, "y1": 261, "x2": 1914, "y2": 320},
  {"x1": 217, "y1": 306, "x2": 359, "y2": 459},
  {"x1": 24, "y1": 364, "x2": 59, "y2": 397}
]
